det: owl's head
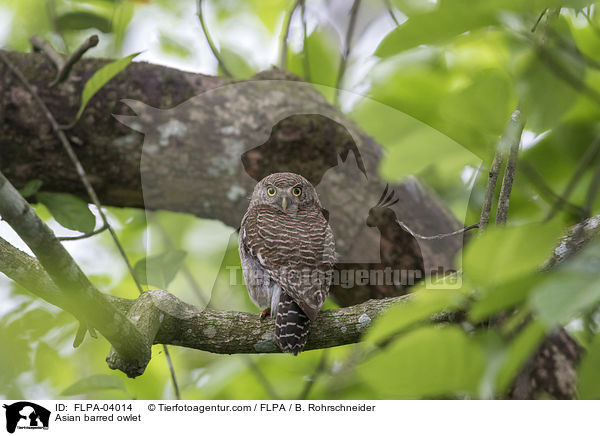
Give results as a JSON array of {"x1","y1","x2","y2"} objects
[{"x1": 250, "y1": 172, "x2": 319, "y2": 214}]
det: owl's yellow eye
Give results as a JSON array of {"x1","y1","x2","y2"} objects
[
  {"x1": 292, "y1": 187, "x2": 302, "y2": 197},
  {"x1": 267, "y1": 186, "x2": 277, "y2": 197}
]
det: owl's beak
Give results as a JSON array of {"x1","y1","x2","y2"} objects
[{"x1": 281, "y1": 197, "x2": 287, "y2": 211}]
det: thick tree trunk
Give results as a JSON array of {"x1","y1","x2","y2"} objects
[{"x1": 0, "y1": 49, "x2": 464, "y2": 305}]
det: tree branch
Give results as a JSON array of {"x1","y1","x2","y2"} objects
[
  {"x1": 496, "y1": 108, "x2": 524, "y2": 225},
  {"x1": 0, "y1": 231, "x2": 409, "y2": 376},
  {"x1": 30, "y1": 34, "x2": 99, "y2": 87},
  {"x1": 519, "y1": 161, "x2": 585, "y2": 218},
  {"x1": 2, "y1": 209, "x2": 599, "y2": 378},
  {"x1": 0, "y1": 171, "x2": 147, "y2": 365},
  {"x1": 0, "y1": 48, "x2": 181, "y2": 398},
  {"x1": 58, "y1": 224, "x2": 109, "y2": 241},
  {"x1": 479, "y1": 151, "x2": 503, "y2": 232},
  {"x1": 546, "y1": 137, "x2": 600, "y2": 221}
]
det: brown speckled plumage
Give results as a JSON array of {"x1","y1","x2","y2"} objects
[{"x1": 239, "y1": 172, "x2": 335, "y2": 355}]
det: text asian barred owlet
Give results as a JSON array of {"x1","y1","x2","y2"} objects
[{"x1": 239, "y1": 172, "x2": 335, "y2": 355}]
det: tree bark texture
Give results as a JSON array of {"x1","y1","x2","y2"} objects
[{"x1": 0, "y1": 49, "x2": 464, "y2": 306}]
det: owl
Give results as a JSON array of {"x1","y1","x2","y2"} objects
[{"x1": 239, "y1": 172, "x2": 335, "y2": 355}]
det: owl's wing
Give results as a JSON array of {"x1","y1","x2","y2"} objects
[{"x1": 240, "y1": 204, "x2": 335, "y2": 321}]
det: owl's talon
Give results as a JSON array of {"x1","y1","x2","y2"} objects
[{"x1": 260, "y1": 308, "x2": 271, "y2": 319}]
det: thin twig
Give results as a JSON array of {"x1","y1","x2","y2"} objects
[
  {"x1": 548, "y1": 29, "x2": 600, "y2": 71},
  {"x1": 537, "y1": 43, "x2": 600, "y2": 107},
  {"x1": 519, "y1": 161, "x2": 585, "y2": 218},
  {"x1": 58, "y1": 224, "x2": 109, "y2": 241},
  {"x1": 279, "y1": 0, "x2": 301, "y2": 70},
  {"x1": 30, "y1": 35, "x2": 99, "y2": 87},
  {"x1": 0, "y1": 172, "x2": 148, "y2": 361},
  {"x1": 479, "y1": 151, "x2": 503, "y2": 233},
  {"x1": 546, "y1": 137, "x2": 600, "y2": 221},
  {"x1": 334, "y1": 0, "x2": 361, "y2": 106},
  {"x1": 395, "y1": 221, "x2": 479, "y2": 240},
  {"x1": 582, "y1": 159, "x2": 600, "y2": 220},
  {"x1": 384, "y1": 0, "x2": 400, "y2": 26},
  {"x1": 197, "y1": 0, "x2": 232, "y2": 78},
  {"x1": 582, "y1": 8, "x2": 600, "y2": 39},
  {"x1": 30, "y1": 34, "x2": 65, "y2": 70},
  {"x1": 531, "y1": 9, "x2": 547, "y2": 32},
  {"x1": 298, "y1": 350, "x2": 329, "y2": 400},
  {"x1": 242, "y1": 356, "x2": 281, "y2": 400},
  {"x1": 300, "y1": 0, "x2": 311, "y2": 81},
  {"x1": 0, "y1": 51, "x2": 181, "y2": 400},
  {"x1": 52, "y1": 35, "x2": 99, "y2": 87},
  {"x1": 160, "y1": 344, "x2": 181, "y2": 400},
  {"x1": 496, "y1": 109, "x2": 525, "y2": 226}
]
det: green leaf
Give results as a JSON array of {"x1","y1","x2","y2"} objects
[
  {"x1": 287, "y1": 27, "x2": 341, "y2": 103},
  {"x1": 469, "y1": 274, "x2": 542, "y2": 323},
  {"x1": 376, "y1": 2, "x2": 497, "y2": 57},
  {"x1": 36, "y1": 192, "x2": 96, "y2": 233},
  {"x1": 438, "y1": 69, "x2": 514, "y2": 149},
  {"x1": 57, "y1": 11, "x2": 112, "y2": 33},
  {"x1": 359, "y1": 326, "x2": 487, "y2": 398},
  {"x1": 60, "y1": 374, "x2": 127, "y2": 396},
  {"x1": 530, "y1": 271, "x2": 600, "y2": 326},
  {"x1": 250, "y1": 0, "x2": 290, "y2": 32},
  {"x1": 364, "y1": 55, "x2": 513, "y2": 158},
  {"x1": 577, "y1": 332, "x2": 600, "y2": 399},
  {"x1": 365, "y1": 289, "x2": 467, "y2": 345},
  {"x1": 463, "y1": 220, "x2": 564, "y2": 287},
  {"x1": 351, "y1": 96, "x2": 479, "y2": 181},
  {"x1": 18, "y1": 179, "x2": 43, "y2": 198},
  {"x1": 134, "y1": 250, "x2": 187, "y2": 289},
  {"x1": 375, "y1": 0, "x2": 574, "y2": 57},
  {"x1": 76, "y1": 51, "x2": 142, "y2": 119}
]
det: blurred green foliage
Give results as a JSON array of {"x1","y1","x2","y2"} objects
[{"x1": 1, "y1": 0, "x2": 600, "y2": 400}]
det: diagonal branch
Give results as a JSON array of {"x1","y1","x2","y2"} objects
[
  {"x1": 0, "y1": 49, "x2": 181, "y2": 399},
  {"x1": 496, "y1": 109, "x2": 525, "y2": 225},
  {"x1": 479, "y1": 151, "x2": 503, "y2": 233},
  {"x1": 0, "y1": 171, "x2": 147, "y2": 365},
  {"x1": 519, "y1": 161, "x2": 585, "y2": 218},
  {"x1": 546, "y1": 137, "x2": 600, "y2": 221}
]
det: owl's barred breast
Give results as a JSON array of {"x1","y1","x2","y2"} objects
[
  {"x1": 240, "y1": 202, "x2": 335, "y2": 321},
  {"x1": 239, "y1": 172, "x2": 335, "y2": 354}
]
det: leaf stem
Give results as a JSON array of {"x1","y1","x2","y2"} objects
[
  {"x1": 334, "y1": 0, "x2": 361, "y2": 106},
  {"x1": 197, "y1": 0, "x2": 232, "y2": 78}
]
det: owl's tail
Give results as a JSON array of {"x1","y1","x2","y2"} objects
[{"x1": 275, "y1": 292, "x2": 310, "y2": 356}]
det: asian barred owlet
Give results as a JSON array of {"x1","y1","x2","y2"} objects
[{"x1": 239, "y1": 172, "x2": 335, "y2": 355}]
